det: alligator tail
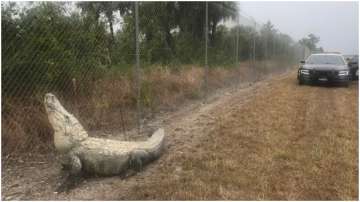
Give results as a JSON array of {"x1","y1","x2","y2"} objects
[{"x1": 129, "y1": 128, "x2": 165, "y2": 170}]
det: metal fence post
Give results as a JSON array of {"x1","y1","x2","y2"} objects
[
  {"x1": 204, "y1": 1, "x2": 208, "y2": 103},
  {"x1": 253, "y1": 22, "x2": 257, "y2": 81},
  {"x1": 235, "y1": 15, "x2": 239, "y2": 66},
  {"x1": 264, "y1": 34, "x2": 268, "y2": 70},
  {"x1": 135, "y1": 1, "x2": 141, "y2": 134}
]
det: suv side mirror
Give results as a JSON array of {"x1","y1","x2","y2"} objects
[{"x1": 300, "y1": 60, "x2": 305, "y2": 64}]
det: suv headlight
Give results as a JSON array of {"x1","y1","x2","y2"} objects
[
  {"x1": 338, "y1": 70, "x2": 349, "y2": 76},
  {"x1": 300, "y1": 69, "x2": 310, "y2": 75}
]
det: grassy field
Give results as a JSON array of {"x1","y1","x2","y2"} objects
[
  {"x1": 2, "y1": 71, "x2": 357, "y2": 200},
  {"x1": 125, "y1": 72, "x2": 358, "y2": 200}
]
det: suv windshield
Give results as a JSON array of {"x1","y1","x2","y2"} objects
[{"x1": 306, "y1": 55, "x2": 345, "y2": 65}]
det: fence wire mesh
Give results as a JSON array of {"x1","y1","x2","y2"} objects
[{"x1": 2, "y1": 1, "x2": 310, "y2": 157}]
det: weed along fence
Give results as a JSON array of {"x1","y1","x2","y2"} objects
[{"x1": 2, "y1": 1, "x2": 309, "y2": 158}]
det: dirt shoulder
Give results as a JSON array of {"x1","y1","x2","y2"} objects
[{"x1": 2, "y1": 71, "x2": 358, "y2": 200}]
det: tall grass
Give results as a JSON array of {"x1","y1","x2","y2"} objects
[{"x1": 2, "y1": 61, "x2": 288, "y2": 157}]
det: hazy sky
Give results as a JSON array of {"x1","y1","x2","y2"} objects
[{"x1": 239, "y1": 1, "x2": 359, "y2": 55}]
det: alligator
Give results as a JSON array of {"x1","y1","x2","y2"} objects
[{"x1": 44, "y1": 93, "x2": 165, "y2": 177}]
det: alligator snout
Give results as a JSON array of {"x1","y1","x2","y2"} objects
[{"x1": 44, "y1": 93, "x2": 57, "y2": 111}]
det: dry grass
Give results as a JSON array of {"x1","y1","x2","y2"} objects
[
  {"x1": 2, "y1": 63, "x2": 261, "y2": 156},
  {"x1": 124, "y1": 73, "x2": 358, "y2": 200},
  {"x1": 2, "y1": 99, "x2": 54, "y2": 157},
  {"x1": 4, "y1": 70, "x2": 354, "y2": 200}
]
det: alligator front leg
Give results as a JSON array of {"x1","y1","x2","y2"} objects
[
  {"x1": 68, "y1": 154, "x2": 82, "y2": 175},
  {"x1": 57, "y1": 154, "x2": 83, "y2": 193}
]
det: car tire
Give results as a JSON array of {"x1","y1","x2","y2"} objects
[
  {"x1": 298, "y1": 78, "x2": 304, "y2": 85},
  {"x1": 352, "y1": 70, "x2": 359, "y2": 80},
  {"x1": 350, "y1": 72, "x2": 356, "y2": 81},
  {"x1": 353, "y1": 73, "x2": 358, "y2": 81}
]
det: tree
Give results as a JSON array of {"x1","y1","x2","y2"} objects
[
  {"x1": 175, "y1": 2, "x2": 238, "y2": 44},
  {"x1": 299, "y1": 33, "x2": 320, "y2": 51},
  {"x1": 77, "y1": 2, "x2": 133, "y2": 65},
  {"x1": 2, "y1": 2, "x2": 109, "y2": 98},
  {"x1": 208, "y1": 2, "x2": 238, "y2": 44},
  {"x1": 140, "y1": 2, "x2": 178, "y2": 59},
  {"x1": 260, "y1": 21, "x2": 278, "y2": 59}
]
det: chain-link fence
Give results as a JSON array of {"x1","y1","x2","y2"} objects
[{"x1": 2, "y1": 1, "x2": 310, "y2": 157}]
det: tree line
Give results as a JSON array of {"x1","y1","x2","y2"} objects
[{"x1": 2, "y1": 1, "x2": 312, "y2": 98}]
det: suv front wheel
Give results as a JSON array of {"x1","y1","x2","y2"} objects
[{"x1": 298, "y1": 76, "x2": 304, "y2": 85}]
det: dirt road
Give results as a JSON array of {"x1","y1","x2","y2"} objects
[{"x1": 2, "y1": 71, "x2": 358, "y2": 200}]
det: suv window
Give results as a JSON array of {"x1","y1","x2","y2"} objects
[{"x1": 306, "y1": 55, "x2": 345, "y2": 65}]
